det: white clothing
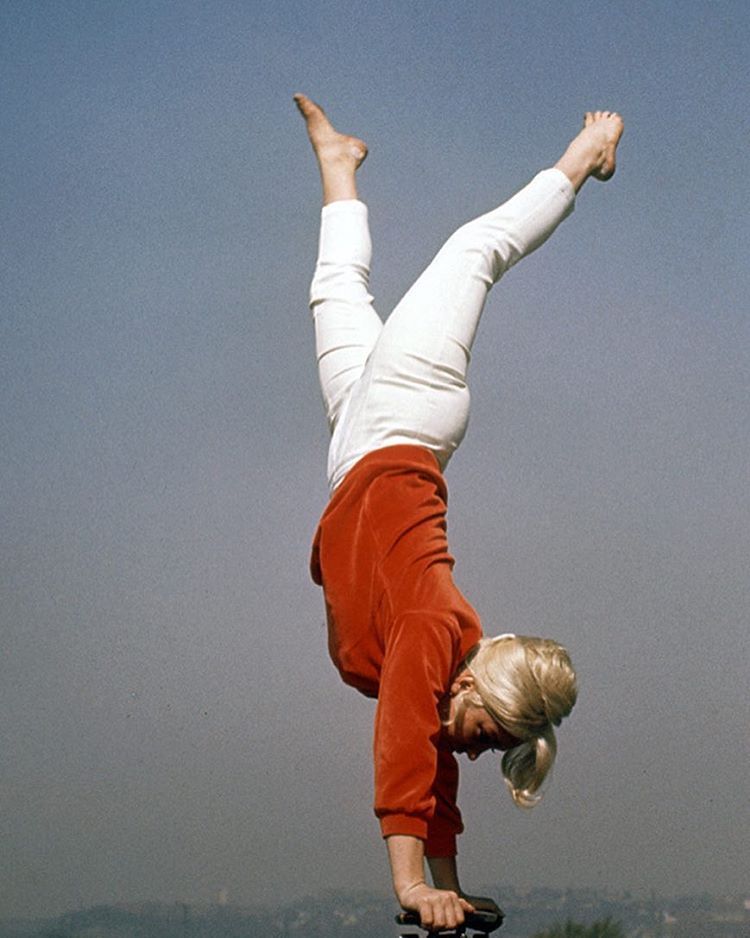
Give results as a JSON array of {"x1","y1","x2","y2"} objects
[{"x1": 309, "y1": 168, "x2": 575, "y2": 491}]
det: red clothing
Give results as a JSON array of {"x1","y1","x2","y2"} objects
[{"x1": 310, "y1": 445, "x2": 482, "y2": 856}]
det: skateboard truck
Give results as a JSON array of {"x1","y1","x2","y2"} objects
[{"x1": 396, "y1": 907, "x2": 503, "y2": 937}]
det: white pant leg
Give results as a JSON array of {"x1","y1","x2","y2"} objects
[
  {"x1": 309, "y1": 200, "x2": 383, "y2": 432},
  {"x1": 327, "y1": 169, "x2": 575, "y2": 490}
]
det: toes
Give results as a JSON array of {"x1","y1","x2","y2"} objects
[
  {"x1": 294, "y1": 93, "x2": 327, "y2": 123},
  {"x1": 585, "y1": 110, "x2": 622, "y2": 126}
]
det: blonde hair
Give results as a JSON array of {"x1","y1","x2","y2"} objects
[{"x1": 463, "y1": 634, "x2": 577, "y2": 808}]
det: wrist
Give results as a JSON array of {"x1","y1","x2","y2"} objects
[
  {"x1": 386, "y1": 834, "x2": 427, "y2": 899},
  {"x1": 398, "y1": 880, "x2": 428, "y2": 904}
]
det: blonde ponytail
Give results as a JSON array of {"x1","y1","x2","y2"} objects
[{"x1": 465, "y1": 635, "x2": 577, "y2": 807}]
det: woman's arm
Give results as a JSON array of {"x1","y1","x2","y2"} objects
[
  {"x1": 426, "y1": 854, "x2": 462, "y2": 891},
  {"x1": 386, "y1": 835, "x2": 474, "y2": 931}
]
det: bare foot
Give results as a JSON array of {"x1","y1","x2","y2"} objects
[
  {"x1": 555, "y1": 111, "x2": 624, "y2": 192},
  {"x1": 293, "y1": 93, "x2": 368, "y2": 203},
  {"x1": 294, "y1": 93, "x2": 368, "y2": 166},
  {"x1": 582, "y1": 110, "x2": 624, "y2": 180}
]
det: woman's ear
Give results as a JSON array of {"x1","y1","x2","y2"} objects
[{"x1": 449, "y1": 668, "x2": 476, "y2": 697}]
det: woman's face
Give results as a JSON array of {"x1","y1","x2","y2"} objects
[{"x1": 440, "y1": 695, "x2": 522, "y2": 760}]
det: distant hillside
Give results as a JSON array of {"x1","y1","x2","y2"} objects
[{"x1": 1, "y1": 887, "x2": 748, "y2": 938}]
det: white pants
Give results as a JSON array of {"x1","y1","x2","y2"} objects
[{"x1": 310, "y1": 168, "x2": 575, "y2": 491}]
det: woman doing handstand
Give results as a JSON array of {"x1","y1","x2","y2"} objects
[{"x1": 297, "y1": 93, "x2": 624, "y2": 932}]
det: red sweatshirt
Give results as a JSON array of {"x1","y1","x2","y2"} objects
[{"x1": 310, "y1": 444, "x2": 482, "y2": 856}]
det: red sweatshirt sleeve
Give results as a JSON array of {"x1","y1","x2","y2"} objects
[
  {"x1": 373, "y1": 610, "x2": 464, "y2": 855},
  {"x1": 427, "y1": 749, "x2": 462, "y2": 856}
]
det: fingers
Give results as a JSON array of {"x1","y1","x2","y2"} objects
[
  {"x1": 402, "y1": 884, "x2": 469, "y2": 931},
  {"x1": 417, "y1": 890, "x2": 463, "y2": 931}
]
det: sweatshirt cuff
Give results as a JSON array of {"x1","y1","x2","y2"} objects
[
  {"x1": 379, "y1": 815, "x2": 458, "y2": 857},
  {"x1": 379, "y1": 814, "x2": 428, "y2": 841}
]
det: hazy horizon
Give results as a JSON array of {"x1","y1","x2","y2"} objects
[
  {"x1": 3, "y1": 881, "x2": 747, "y2": 924},
  {"x1": 2, "y1": 0, "x2": 748, "y2": 920}
]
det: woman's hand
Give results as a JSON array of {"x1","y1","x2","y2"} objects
[
  {"x1": 387, "y1": 835, "x2": 475, "y2": 931},
  {"x1": 399, "y1": 882, "x2": 475, "y2": 931}
]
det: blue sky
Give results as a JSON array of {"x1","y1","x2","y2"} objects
[{"x1": 2, "y1": 0, "x2": 748, "y2": 919}]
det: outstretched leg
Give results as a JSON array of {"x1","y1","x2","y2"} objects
[
  {"x1": 296, "y1": 94, "x2": 384, "y2": 431},
  {"x1": 326, "y1": 111, "x2": 624, "y2": 489}
]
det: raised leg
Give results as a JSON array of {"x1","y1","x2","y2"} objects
[
  {"x1": 325, "y1": 170, "x2": 574, "y2": 488},
  {"x1": 296, "y1": 94, "x2": 383, "y2": 430},
  {"x1": 326, "y1": 112, "x2": 624, "y2": 490}
]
